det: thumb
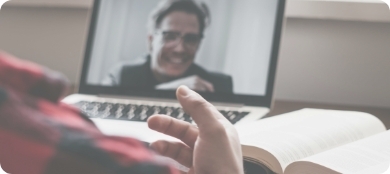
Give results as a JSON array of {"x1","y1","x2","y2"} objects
[{"x1": 176, "y1": 86, "x2": 225, "y2": 129}]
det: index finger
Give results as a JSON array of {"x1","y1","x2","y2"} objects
[
  {"x1": 147, "y1": 115, "x2": 199, "y2": 148},
  {"x1": 176, "y1": 86, "x2": 227, "y2": 129}
]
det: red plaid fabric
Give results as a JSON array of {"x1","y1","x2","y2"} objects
[{"x1": 0, "y1": 51, "x2": 178, "y2": 174}]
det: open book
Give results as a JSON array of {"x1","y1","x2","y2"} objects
[{"x1": 236, "y1": 109, "x2": 390, "y2": 174}]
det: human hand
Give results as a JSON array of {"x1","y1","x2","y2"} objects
[
  {"x1": 155, "y1": 75, "x2": 215, "y2": 92},
  {"x1": 147, "y1": 86, "x2": 243, "y2": 174}
]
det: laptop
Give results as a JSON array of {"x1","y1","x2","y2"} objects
[{"x1": 63, "y1": 0, "x2": 285, "y2": 143}]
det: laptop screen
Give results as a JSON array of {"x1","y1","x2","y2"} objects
[{"x1": 80, "y1": 0, "x2": 285, "y2": 107}]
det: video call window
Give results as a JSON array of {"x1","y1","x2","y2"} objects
[{"x1": 86, "y1": 0, "x2": 278, "y2": 96}]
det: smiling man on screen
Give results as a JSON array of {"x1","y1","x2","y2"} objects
[{"x1": 102, "y1": 0, "x2": 233, "y2": 93}]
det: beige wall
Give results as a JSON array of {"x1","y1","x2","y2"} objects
[
  {"x1": 277, "y1": 18, "x2": 390, "y2": 108},
  {"x1": 0, "y1": 6, "x2": 89, "y2": 83},
  {"x1": 0, "y1": 6, "x2": 389, "y2": 108}
]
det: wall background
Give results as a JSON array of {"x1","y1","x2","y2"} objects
[{"x1": 0, "y1": 1, "x2": 389, "y2": 108}]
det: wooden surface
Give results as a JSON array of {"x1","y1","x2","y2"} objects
[{"x1": 267, "y1": 100, "x2": 390, "y2": 129}]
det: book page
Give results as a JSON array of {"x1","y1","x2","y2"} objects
[
  {"x1": 236, "y1": 109, "x2": 386, "y2": 171},
  {"x1": 296, "y1": 130, "x2": 390, "y2": 174}
]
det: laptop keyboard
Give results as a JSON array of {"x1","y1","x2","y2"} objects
[{"x1": 74, "y1": 101, "x2": 250, "y2": 124}]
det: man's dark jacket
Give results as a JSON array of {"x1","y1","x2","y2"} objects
[{"x1": 103, "y1": 56, "x2": 233, "y2": 93}]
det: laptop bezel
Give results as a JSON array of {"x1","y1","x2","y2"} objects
[{"x1": 78, "y1": 0, "x2": 285, "y2": 108}]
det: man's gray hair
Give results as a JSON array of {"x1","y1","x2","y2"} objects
[{"x1": 147, "y1": 0, "x2": 210, "y2": 35}]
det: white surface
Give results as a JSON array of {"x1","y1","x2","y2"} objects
[
  {"x1": 354, "y1": 162, "x2": 390, "y2": 174},
  {"x1": 0, "y1": 164, "x2": 9, "y2": 174},
  {"x1": 0, "y1": 0, "x2": 9, "y2": 10},
  {"x1": 384, "y1": 0, "x2": 390, "y2": 9},
  {"x1": 297, "y1": 131, "x2": 390, "y2": 174},
  {"x1": 92, "y1": 119, "x2": 180, "y2": 143},
  {"x1": 237, "y1": 108, "x2": 386, "y2": 171}
]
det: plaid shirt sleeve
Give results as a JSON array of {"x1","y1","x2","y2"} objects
[{"x1": 0, "y1": 51, "x2": 179, "y2": 174}]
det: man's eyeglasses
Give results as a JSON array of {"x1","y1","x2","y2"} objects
[{"x1": 158, "y1": 31, "x2": 203, "y2": 50}]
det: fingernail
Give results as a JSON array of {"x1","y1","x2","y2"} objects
[{"x1": 178, "y1": 86, "x2": 191, "y2": 96}]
